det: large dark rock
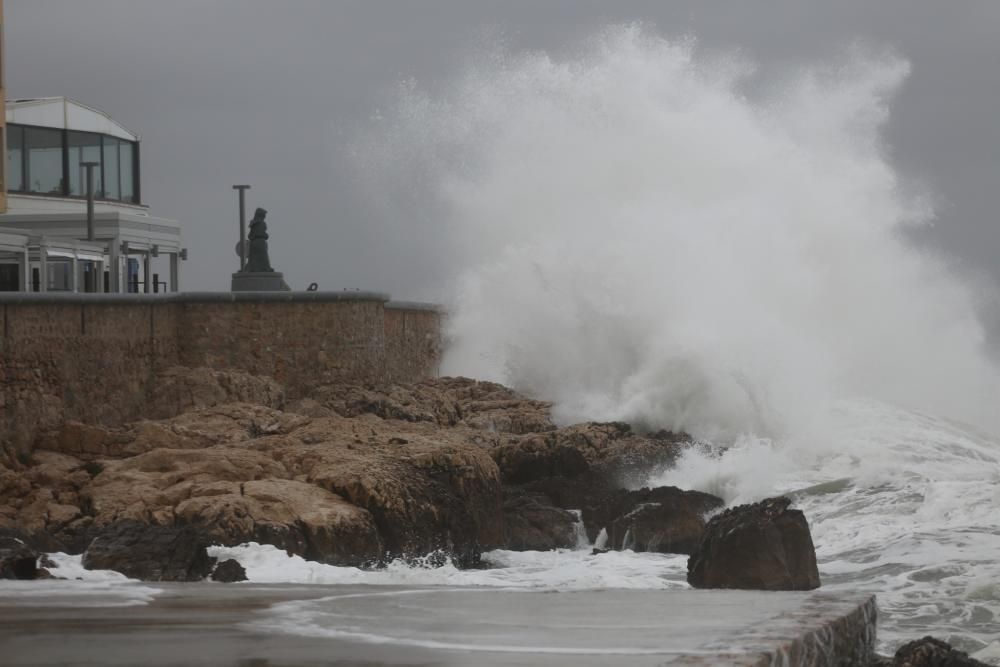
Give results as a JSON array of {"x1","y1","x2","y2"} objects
[
  {"x1": 502, "y1": 489, "x2": 580, "y2": 551},
  {"x1": 210, "y1": 558, "x2": 248, "y2": 583},
  {"x1": 0, "y1": 537, "x2": 40, "y2": 580},
  {"x1": 82, "y1": 521, "x2": 215, "y2": 582},
  {"x1": 687, "y1": 496, "x2": 820, "y2": 591},
  {"x1": 887, "y1": 636, "x2": 989, "y2": 667},
  {"x1": 606, "y1": 486, "x2": 724, "y2": 554}
]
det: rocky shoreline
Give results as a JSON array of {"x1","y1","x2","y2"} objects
[
  {"x1": 0, "y1": 369, "x2": 716, "y2": 570},
  {"x1": 0, "y1": 368, "x2": 989, "y2": 666}
]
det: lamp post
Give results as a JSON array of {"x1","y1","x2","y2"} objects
[
  {"x1": 232, "y1": 185, "x2": 251, "y2": 271},
  {"x1": 81, "y1": 162, "x2": 99, "y2": 241}
]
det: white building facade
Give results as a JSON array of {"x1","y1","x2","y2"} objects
[{"x1": 0, "y1": 97, "x2": 185, "y2": 293}]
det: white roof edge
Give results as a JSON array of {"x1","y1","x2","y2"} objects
[
  {"x1": 0, "y1": 211, "x2": 181, "y2": 226},
  {"x1": 6, "y1": 96, "x2": 140, "y2": 142}
]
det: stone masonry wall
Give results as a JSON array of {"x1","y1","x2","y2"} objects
[
  {"x1": 177, "y1": 297, "x2": 389, "y2": 394},
  {"x1": 0, "y1": 300, "x2": 180, "y2": 451},
  {"x1": 384, "y1": 302, "x2": 443, "y2": 383},
  {"x1": 0, "y1": 293, "x2": 441, "y2": 453}
]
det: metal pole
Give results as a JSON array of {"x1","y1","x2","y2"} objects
[
  {"x1": 82, "y1": 162, "x2": 99, "y2": 241},
  {"x1": 233, "y1": 185, "x2": 251, "y2": 271}
]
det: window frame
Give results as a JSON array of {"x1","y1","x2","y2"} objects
[
  {"x1": 6, "y1": 122, "x2": 141, "y2": 205},
  {"x1": 6, "y1": 123, "x2": 25, "y2": 193},
  {"x1": 22, "y1": 125, "x2": 65, "y2": 196}
]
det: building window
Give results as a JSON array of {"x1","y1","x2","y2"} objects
[
  {"x1": 102, "y1": 136, "x2": 120, "y2": 200},
  {"x1": 119, "y1": 141, "x2": 136, "y2": 203},
  {"x1": 6, "y1": 124, "x2": 23, "y2": 192},
  {"x1": 46, "y1": 261, "x2": 72, "y2": 291},
  {"x1": 67, "y1": 131, "x2": 103, "y2": 197},
  {"x1": 24, "y1": 126, "x2": 64, "y2": 195},
  {"x1": 6, "y1": 123, "x2": 140, "y2": 204},
  {"x1": 127, "y1": 257, "x2": 140, "y2": 293}
]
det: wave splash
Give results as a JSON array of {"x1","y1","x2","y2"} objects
[
  {"x1": 352, "y1": 24, "x2": 1000, "y2": 655},
  {"x1": 361, "y1": 25, "x2": 999, "y2": 441}
]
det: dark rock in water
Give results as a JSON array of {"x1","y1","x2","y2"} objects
[
  {"x1": 605, "y1": 487, "x2": 724, "y2": 555},
  {"x1": 210, "y1": 558, "x2": 247, "y2": 583},
  {"x1": 520, "y1": 476, "x2": 725, "y2": 549},
  {"x1": 0, "y1": 526, "x2": 70, "y2": 557},
  {"x1": 687, "y1": 496, "x2": 820, "y2": 591},
  {"x1": 502, "y1": 489, "x2": 579, "y2": 551},
  {"x1": 521, "y1": 472, "x2": 614, "y2": 542},
  {"x1": 591, "y1": 548, "x2": 609, "y2": 555},
  {"x1": 889, "y1": 636, "x2": 989, "y2": 666},
  {"x1": 82, "y1": 521, "x2": 215, "y2": 582},
  {"x1": 0, "y1": 537, "x2": 40, "y2": 580}
]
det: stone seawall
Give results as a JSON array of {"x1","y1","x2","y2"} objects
[
  {"x1": 385, "y1": 301, "x2": 442, "y2": 382},
  {"x1": 0, "y1": 292, "x2": 442, "y2": 451}
]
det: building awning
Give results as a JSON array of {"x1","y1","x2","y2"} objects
[{"x1": 45, "y1": 249, "x2": 106, "y2": 262}]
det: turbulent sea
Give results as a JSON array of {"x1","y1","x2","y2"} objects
[{"x1": 25, "y1": 400, "x2": 1000, "y2": 659}]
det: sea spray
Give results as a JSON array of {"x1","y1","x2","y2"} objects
[
  {"x1": 356, "y1": 25, "x2": 1000, "y2": 441},
  {"x1": 568, "y1": 510, "x2": 591, "y2": 550},
  {"x1": 353, "y1": 24, "x2": 1000, "y2": 654}
]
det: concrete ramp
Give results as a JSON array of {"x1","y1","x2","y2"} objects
[{"x1": 0, "y1": 584, "x2": 876, "y2": 666}]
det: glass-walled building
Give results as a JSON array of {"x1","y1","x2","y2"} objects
[
  {"x1": 0, "y1": 97, "x2": 185, "y2": 293},
  {"x1": 6, "y1": 117, "x2": 139, "y2": 203}
]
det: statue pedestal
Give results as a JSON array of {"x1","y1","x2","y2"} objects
[{"x1": 231, "y1": 271, "x2": 291, "y2": 292}]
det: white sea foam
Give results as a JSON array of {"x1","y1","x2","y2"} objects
[{"x1": 208, "y1": 542, "x2": 687, "y2": 591}]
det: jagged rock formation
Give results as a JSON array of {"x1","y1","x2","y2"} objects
[
  {"x1": 875, "y1": 636, "x2": 990, "y2": 667},
  {"x1": 0, "y1": 369, "x2": 737, "y2": 578},
  {"x1": 687, "y1": 496, "x2": 821, "y2": 590}
]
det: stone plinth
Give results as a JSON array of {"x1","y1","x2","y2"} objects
[{"x1": 231, "y1": 272, "x2": 290, "y2": 292}]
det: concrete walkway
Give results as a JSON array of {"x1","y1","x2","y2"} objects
[{"x1": 0, "y1": 583, "x2": 876, "y2": 666}]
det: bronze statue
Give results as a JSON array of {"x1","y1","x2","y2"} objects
[
  {"x1": 243, "y1": 207, "x2": 273, "y2": 273},
  {"x1": 231, "y1": 205, "x2": 290, "y2": 291}
]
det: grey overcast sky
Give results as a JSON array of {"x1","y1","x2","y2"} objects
[{"x1": 6, "y1": 1, "x2": 1000, "y2": 302}]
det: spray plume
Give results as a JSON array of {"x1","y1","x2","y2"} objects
[{"x1": 359, "y1": 26, "x2": 999, "y2": 441}]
